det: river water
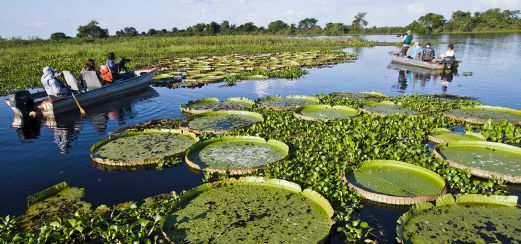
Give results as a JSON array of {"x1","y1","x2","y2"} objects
[{"x1": 0, "y1": 33, "x2": 520, "y2": 242}]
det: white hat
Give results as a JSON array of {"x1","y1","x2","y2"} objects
[
  {"x1": 42, "y1": 66, "x2": 55, "y2": 74},
  {"x1": 406, "y1": 30, "x2": 411, "y2": 34}
]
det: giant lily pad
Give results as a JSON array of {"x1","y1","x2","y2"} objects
[
  {"x1": 295, "y1": 105, "x2": 359, "y2": 121},
  {"x1": 330, "y1": 91, "x2": 386, "y2": 100},
  {"x1": 396, "y1": 194, "x2": 520, "y2": 243},
  {"x1": 162, "y1": 177, "x2": 333, "y2": 243},
  {"x1": 445, "y1": 105, "x2": 521, "y2": 125},
  {"x1": 180, "y1": 97, "x2": 254, "y2": 114},
  {"x1": 21, "y1": 182, "x2": 91, "y2": 231},
  {"x1": 362, "y1": 101, "x2": 419, "y2": 115},
  {"x1": 428, "y1": 128, "x2": 486, "y2": 144},
  {"x1": 185, "y1": 136, "x2": 288, "y2": 175},
  {"x1": 433, "y1": 141, "x2": 521, "y2": 183},
  {"x1": 345, "y1": 160, "x2": 446, "y2": 205},
  {"x1": 186, "y1": 110, "x2": 264, "y2": 134},
  {"x1": 257, "y1": 95, "x2": 320, "y2": 110},
  {"x1": 91, "y1": 129, "x2": 198, "y2": 167}
]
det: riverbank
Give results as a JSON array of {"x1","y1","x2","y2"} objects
[{"x1": 0, "y1": 35, "x2": 381, "y2": 95}]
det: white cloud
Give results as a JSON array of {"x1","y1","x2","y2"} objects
[
  {"x1": 405, "y1": 3, "x2": 426, "y2": 16},
  {"x1": 25, "y1": 21, "x2": 48, "y2": 28}
]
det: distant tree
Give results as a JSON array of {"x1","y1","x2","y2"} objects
[
  {"x1": 351, "y1": 12, "x2": 368, "y2": 30},
  {"x1": 160, "y1": 29, "x2": 168, "y2": 34},
  {"x1": 444, "y1": 11, "x2": 474, "y2": 32},
  {"x1": 50, "y1": 32, "x2": 70, "y2": 40},
  {"x1": 206, "y1": 21, "x2": 221, "y2": 35},
  {"x1": 141, "y1": 31, "x2": 146, "y2": 35},
  {"x1": 298, "y1": 18, "x2": 318, "y2": 29},
  {"x1": 417, "y1": 13, "x2": 446, "y2": 33},
  {"x1": 115, "y1": 27, "x2": 138, "y2": 37},
  {"x1": 236, "y1": 22, "x2": 258, "y2": 33},
  {"x1": 77, "y1": 20, "x2": 109, "y2": 38},
  {"x1": 186, "y1": 23, "x2": 206, "y2": 35},
  {"x1": 220, "y1": 20, "x2": 232, "y2": 34},
  {"x1": 172, "y1": 27, "x2": 178, "y2": 33},
  {"x1": 267, "y1": 20, "x2": 289, "y2": 33},
  {"x1": 147, "y1": 29, "x2": 158, "y2": 36},
  {"x1": 324, "y1": 22, "x2": 349, "y2": 35},
  {"x1": 286, "y1": 24, "x2": 297, "y2": 35}
]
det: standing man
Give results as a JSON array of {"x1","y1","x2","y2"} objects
[{"x1": 398, "y1": 30, "x2": 414, "y2": 56}]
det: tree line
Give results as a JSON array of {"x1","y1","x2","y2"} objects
[{"x1": 39, "y1": 8, "x2": 521, "y2": 40}]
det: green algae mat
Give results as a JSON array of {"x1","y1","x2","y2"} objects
[
  {"x1": 397, "y1": 194, "x2": 521, "y2": 243},
  {"x1": 295, "y1": 105, "x2": 359, "y2": 121},
  {"x1": 185, "y1": 136, "x2": 288, "y2": 175},
  {"x1": 428, "y1": 128, "x2": 486, "y2": 144},
  {"x1": 330, "y1": 91, "x2": 386, "y2": 100},
  {"x1": 91, "y1": 129, "x2": 198, "y2": 167},
  {"x1": 257, "y1": 95, "x2": 319, "y2": 110},
  {"x1": 180, "y1": 97, "x2": 254, "y2": 114},
  {"x1": 445, "y1": 105, "x2": 521, "y2": 125},
  {"x1": 362, "y1": 101, "x2": 419, "y2": 116},
  {"x1": 345, "y1": 160, "x2": 446, "y2": 205},
  {"x1": 434, "y1": 141, "x2": 521, "y2": 183},
  {"x1": 186, "y1": 110, "x2": 263, "y2": 134},
  {"x1": 162, "y1": 177, "x2": 333, "y2": 243}
]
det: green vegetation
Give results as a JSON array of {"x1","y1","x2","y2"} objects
[
  {"x1": 0, "y1": 36, "x2": 373, "y2": 95},
  {"x1": 428, "y1": 128, "x2": 485, "y2": 144},
  {"x1": 295, "y1": 105, "x2": 359, "y2": 120},
  {"x1": 257, "y1": 95, "x2": 320, "y2": 110},
  {"x1": 446, "y1": 105, "x2": 521, "y2": 125},
  {"x1": 397, "y1": 194, "x2": 520, "y2": 243},
  {"x1": 180, "y1": 97, "x2": 254, "y2": 114},
  {"x1": 186, "y1": 110, "x2": 264, "y2": 134},
  {"x1": 362, "y1": 101, "x2": 419, "y2": 115},
  {"x1": 2, "y1": 93, "x2": 521, "y2": 242}
]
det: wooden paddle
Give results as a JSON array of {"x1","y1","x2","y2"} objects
[{"x1": 71, "y1": 92, "x2": 85, "y2": 116}]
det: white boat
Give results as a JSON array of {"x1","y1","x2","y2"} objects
[
  {"x1": 5, "y1": 68, "x2": 157, "y2": 117},
  {"x1": 388, "y1": 51, "x2": 459, "y2": 70}
]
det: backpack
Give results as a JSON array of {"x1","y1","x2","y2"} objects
[{"x1": 99, "y1": 65, "x2": 113, "y2": 84}]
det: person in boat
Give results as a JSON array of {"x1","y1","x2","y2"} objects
[
  {"x1": 440, "y1": 44, "x2": 456, "y2": 69},
  {"x1": 41, "y1": 66, "x2": 70, "y2": 98},
  {"x1": 80, "y1": 59, "x2": 101, "y2": 87},
  {"x1": 398, "y1": 30, "x2": 414, "y2": 56},
  {"x1": 421, "y1": 42, "x2": 435, "y2": 62},
  {"x1": 407, "y1": 42, "x2": 423, "y2": 60},
  {"x1": 101, "y1": 52, "x2": 131, "y2": 83}
]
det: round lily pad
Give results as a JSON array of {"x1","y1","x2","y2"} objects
[
  {"x1": 428, "y1": 128, "x2": 486, "y2": 144},
  {"x1": 185, "y1": 136, "x2": 288, "y2": 175},
  {"x1": 330, "y1": 91, "x2": 386, "y2": 100},
  {"x1": 433, "y1": 141, "x2": 521, "y2": 183},
  {"x1": 186, "y1": 110, "x2": 264, "y2": 134},
  {"x1": 345, "y1": 160, "x2": 446, "y2": 205},
  {"x1": 90, "y1": 129, "x2": 198, "y2": 167},
  {"x1": 445, "y1": 105, "x2": 521, "y2": 125},
  {"x1": 397, "y1": 194, "x2": 521, "y2": 243},
  {"x1": 295, "y1": 105, "x2": 359, "y2": 121},
  {"x1": 362, "y1": 101, "x2": 419, "y2": 116},
  {"x1": 180, "y1": 97, "x2": 254, "y2": 114},
  {"x1": 162, "y1": 177, "x2": 333, "y2": 243},
  {"x1": 257, "y1": 95, "x2": 320, "y2": 110}
]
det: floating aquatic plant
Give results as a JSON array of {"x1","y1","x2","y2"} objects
[
  {"x1": 428, "y1": 128, "x2": 486, "y2": 144},
  {"x1": 362, "y1": 101, "x2": 419, "y2": 116},
  {"x1": 186, "y1": 110, "x2": 263, "y2": 134},
  {"x1": 180, "y1": 97, "x2": 254, "y2": 114},
  {"x1": 295, "y1": 104, "x2": 359, "y2": 121},
  {"x1": 257, "y1": 95, "x2": 320, "y2": 110},
  {"x1": 446, "y1": 105, "x2": 521, "y2": 125}
]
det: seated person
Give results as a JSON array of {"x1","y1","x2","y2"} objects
[
  {"x1": 422, "y1": 42, "x2": 435, "y2": 62},
  {"x1": 102, "y1": 52, "x2": 131, "y2": 83},
  {"x1": 80, "y1": 59, "x2": 101, "y2": 87},
  {"x1": 407, "y1": 42, "x2": 422, "y2": 60},
  {"x1": 440, "y1": 43, "x2": 455, "y2": 59},
  {"x1": 440, "y1": 44, "x2": 456, "y2": 68},
  {"x1": 41, "y1": 66, "x2": 70, "y2": 98}
]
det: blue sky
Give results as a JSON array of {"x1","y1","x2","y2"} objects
[{"x1": 1, "y1": 0, "x2": 520, "y2": 38}]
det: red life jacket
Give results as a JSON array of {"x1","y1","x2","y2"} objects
[{"x1": 100, "y1": 65, "x2": 113, "y2": 84}]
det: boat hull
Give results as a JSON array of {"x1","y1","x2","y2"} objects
[{"x1": 388, "y1": 52, "x2": 458, "y2": 70}]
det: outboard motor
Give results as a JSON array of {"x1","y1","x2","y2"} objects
[
  {"x1": 443, "y1": 56, "x2": 456, "y2": 70},
  {"x1": 8, "y1": 90, "x2": 35, "y2": 117}
]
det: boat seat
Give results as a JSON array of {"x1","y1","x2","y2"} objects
[
  {"x1": 83, "y1": 71, "x2": 103, "y2": 91},
  {"x1": 62, "y1": 71, "x2": 83, "y2": 92}
]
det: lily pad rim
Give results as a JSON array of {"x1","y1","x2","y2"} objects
[
  {"x1": 445, "y1": 105, "x2": 521, "y2": 125},
  {"x1": 185, "y1": 110, "x2": 264, "y2": 134},
  {"x1": 162, "y1": 176, "x2": 334, "y2": 243},
  {"x1": 90, "y1": 128, "x2": 199, "y2": 167},
  {"x1": 257, "y1": 94, "x2": 320, "y2": 110},
  {"x1": 428, "y1": 127, "x2": 486, "y2": 144},
  {"x1": 294, "y1": 104, "x2": 360, "y2": 121},
  {"x1": 180, "y1": 97, "x2": 255, "y2": 114},
  {"x1": 345, "y1": 160, "x2": 447, "y2": 205},
  {"x1": 184, "y1": 136, "x2": 289, "y2": 175},
  {"x1": 433, "y1": 140, "x2": 521, "y2": 183}
]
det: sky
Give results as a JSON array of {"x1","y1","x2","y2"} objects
[{"x1": 0, "y1": 0, "x2": 520, "y2": 39}]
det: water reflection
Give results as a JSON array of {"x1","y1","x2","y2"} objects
[
  {"x1": 387, "y1": 62, "x2": 458, "y2": 94},
  {"x1": 11, "y1": 87, "x2": 159, "y2": 153}
]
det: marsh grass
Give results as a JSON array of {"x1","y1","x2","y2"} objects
[{"x1": 0, "y1": 36, "x2": 376, "y2": 95}]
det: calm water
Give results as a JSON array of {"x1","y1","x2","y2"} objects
[{"x1": 1, "y1": 33, "x2": 520, "y2": 241}]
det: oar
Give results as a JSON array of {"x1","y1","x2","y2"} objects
[{"x1": 71, "y1": 93, "x2": 85, "y2": 116}]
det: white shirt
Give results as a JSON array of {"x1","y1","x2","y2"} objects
[{"x1": 444, "y1": 49, "x2": 455, "y2": 57}]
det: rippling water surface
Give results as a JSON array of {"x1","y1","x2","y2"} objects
[{"x1": 1, "y1": 33, "x2": 520, "y2": 242}]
